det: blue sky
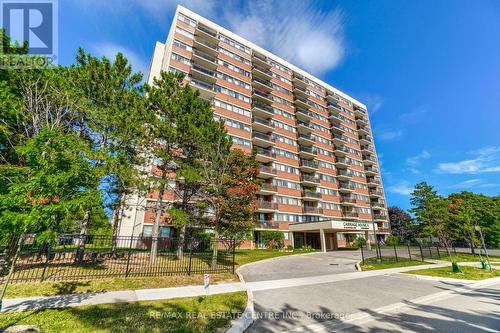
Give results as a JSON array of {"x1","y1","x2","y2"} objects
[{"x1": 57, "y1": 0, "x2": 500, "y2": 209}]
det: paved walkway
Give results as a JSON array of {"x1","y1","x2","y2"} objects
[{"x1": 2, "y1": 262, "x2": 447, "y2": 313}]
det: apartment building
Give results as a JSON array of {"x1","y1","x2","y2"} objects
[{"x1": 118, "y1": 5, "x2": 390, "y2": 251}]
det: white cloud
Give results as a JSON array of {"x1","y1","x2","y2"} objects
[
  {"x1": 406, "y1": 150, "x2": 431, "y2": 174},
  {"x1": 360, "y1": 93, "x2": 383, "y2": 115},
  {"x1": 451, "y1": 179, "x2": 482, "y2": 189},
  {"x1": 90, "y1": 42, "x2": 148, "y2": 75},
  {"x1": 224, "y1": 0, "x2": 345, "y2": 75},
  {"x1": 387, "y1": 181, "x2": 413, "y2": 196},
  {"x1": 399, "y1": 106, "x2": 427, "y2": 124},
  {"x1": 437, "y1": 146, "x2": 500, "y2": 174},
  {"x1": 377, "y1": 129, "x2": 403, "y2": 141}
]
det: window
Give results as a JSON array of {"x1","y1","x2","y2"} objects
[
  {"x1": 214, "y1": 115, "x2": 251, "y2": 132},
  {"x1": 171, "y1": 53, "x2": 190, "y2": 65},
  {"x1": 274, "y1": 196, "x2": 300, "y2": 205},
  {"x1": 173, "y1": 39, "x2": 192, "y2": 51},
  {"x1": 175, "y1": 27, "x2": 194, "y2": 39},
  {"x1": 273, "y1": 163, "x2": 300, "y2": 174},
  {"x1": 231, "y1": 135, "x2": 252, "y2": 147},
  {"x1": 273, "y1": 179, "x2": 301, "y2": 190},
  {"x1": 143, "y1": 225, "x2": 152, "y2": 236},
  {"x1": 272, "y1": 133, "x2": 297, "y2": 146},
  {"x1": 217, "y1": 59, "x2": 250, "y2": 77},
  {"x1": 272, "y1": 147, "x2": 298, "y2": 160},
  {"x1": 178, "y1": 13, "x2": 196, "y2": 27},
  {"x1": 213, "y1": 99, "x2": 251, "y2": 117},
  {"x1": 215, "y1": 85, "x2": 251, "y2": 103},
  {"x1": 218, "y1": 34, "x2": 251, "y2": 54},
  {"x1": 218, "y1": 46, "x2": 251, "y2": 65},
  {"x1": 217, "y1": 72, "x2": 251, "y2": 90},
  {"x1": 272, "y1": 120, "x2": 296, "y2": 133}
]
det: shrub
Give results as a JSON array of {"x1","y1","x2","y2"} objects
[
  {"x1": 261, "y1": 230, "x2": 284, "y2": 249},
  {"x1": 353, "y1": 237, "x2": 367, "y2": 249}
]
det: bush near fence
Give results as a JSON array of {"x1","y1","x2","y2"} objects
[{"x1": 0, "y1": 234, "x2": 236, "y2": 284}]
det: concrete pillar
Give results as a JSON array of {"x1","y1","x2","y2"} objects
[
  {"x1": 365, "y1": 230, "x2": 371, "y2": 250},
  {"x1": 289, "y1": 231, "x2": 295, "y2": 248},
  {"x1": 320, "y1": 229, "x2": 326, "y2": 253}
]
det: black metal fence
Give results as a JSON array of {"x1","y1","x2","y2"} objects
[
  {"x1": 0, "y1": 234, "x2": 236, "y2": 284},
  {"x1": 359, "y1": 240, "x2": 488, "y2": 264}
]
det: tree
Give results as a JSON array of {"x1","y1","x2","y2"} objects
[
  {"x1": 261, "y1": 230, "x2": 284, "y2": 249},
  {"x1": 409, "y1": 182, "x2": 439, "y2": 223},
  {"x1": 200, "y1": 146, "x2": 260, "y2": 267},
  {"x1": 419, "y1": 197, "x2": 455, "y2": 256},
  {"x1": 388, "y1": 206, "x2": 418, "y2": 241}
]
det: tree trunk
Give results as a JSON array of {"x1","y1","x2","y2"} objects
[
  {"x1": 150, "y1": 174, "x2": 166, "y2": 262},
  {"x1": 111, "y1": 196, "x2": 125, "y2": 253},
  {"x1": 211, "y1": 229, "x2": 219, "y2": 269},
  {"x1": 177, "y1": 224, "x2": 186, "y2": 260},
  {"x1": 76, "y1": 210, "x2": 90, "y2": 263}
]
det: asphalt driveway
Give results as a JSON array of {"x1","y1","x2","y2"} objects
[{"x1": 239, "y1": 251, "x2": 360, "y2": 282}]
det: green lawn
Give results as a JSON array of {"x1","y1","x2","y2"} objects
[
  {"x1": 360, "y1": 257, "x2": 430, "y2": 271},
  {"x1": 406, "y1": 265, "x2": 500, "y2": 280},
  {"x1": 233, "y1": 248, "x2": 315, "y2": 267},
  {"x1": 0, "y1": 292, "x2": 246, "y2": 333},
  {"x1": 3, "y1": 248, "x2": 314, "y2": 298},
  {"x1": 430, "y1": 253, "x2": 500, "y2": 263}
]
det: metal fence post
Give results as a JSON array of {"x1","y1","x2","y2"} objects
[
  {"x1": 40, "y1": 241, "x2": 51, "y2": 282},
  {"x1": 360, "y1": 245, "x2": 365, "y2": 264},
  {"x1": 188, "y1": 239, "x2": 193, "y2": 276},
  {"x1": 376, "y1": 239, "x2": 382, "y2": 262},
  {"x1": 407, "y1": 242, "x2": 412, "y2": 261},
  {"x1": 393, "y1": 244, "x2": 398, "y2": 262},
  {"x1": 232, "y1": 239, "x2": 236, "y2": 274},
  {"x1": 453, "y1": 243, "x2": 456, "y2": 255},
  {"x1": 428, "y1": 244, "x2": 433, "y2": 258},
  {"x1": 124, "y1": 235, "x2": 134, "y2": 278},
  {"x1": 436, "y1": 245, "x2": 441, "y2": 259},
  {"x1": 418, "y1": 242, "x2": 424, "y2": 262}
]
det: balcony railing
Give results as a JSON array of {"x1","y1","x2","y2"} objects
[
  {"x1": 367, "y1": 178, "x2": 382, "y2": 185},
  {"x1": 357, "y1": 125, "x2": 371, "y2": 133},
  {"x1": 256, "y1": 148, "x2": 275, "y2": 158},
  {"x1": 297, "y1": 120, "x2": 313, "y2": 129},
  {"x1": 365, "y1": 166, "x2": 379, "y2": 173},
  {"x1": 334, "y1": 145, "x2": 350, "y2": 154},
  {"x1": 253, "y1": 52, "x2": 267, "y2": 62},
  {"x1": 304, "y1": 207, "x2": 323, "y2": 214},
  {"x1": 253, "y1": 76, "x2": 272, "y2": 88},
  {"x1": 253, "y1": 117, "x2": 274, "y2": 128},
  {"x1": 192, "y1": 49, "x2": 217, "y2": 64},
  {"x1": 300, "y1": 159, "x2": 318, "y2": 169},
  {"x1": 260, "y1": 183, "x2": 278, "y2": 192},
  {"x1": 189, "y1": 77, "x2": 214, "y2": 91},
  {"x1": 259, "y1": 165, "x2": 277, "y2": 175},
  {"x1": 303, "y1": 190, "x2": 322, "y2": 199},
  {"x1": 336, "y1": 157, "x2": 352, "y2": 165},
  {"x1": 256, "y1": 200, "x2": 278, "y2": 210},
  {"x1": 371, "y1": 202, "x2": 385, "y2": 208},
  {"x1": 340, "y1": 196, "x2": 357, "y2": 204},
  {"x1": 197, "y1": 24, "x2": 217, "y2": 37},
  {"x1": 343, "y1": 211, "x2": 359, "y2": 218},
  {"x1": 296, "y1": 108, "x2": 313, "y2": 119},
  {"x1": 302, "y1": 174, "x2": 320, "y2": 183},
  {"x1": 359, "y1": 135, "x2": 372, "y2": 142},
  {"x1": 369, "y1": 189, "x2": 384, "y2": 196},
  {"x1": 191, "y1": 63, "x2": 216, "y2": 77},
  {"x1": 253, "y1": 132, "x2": 275, "y2": 142},
  {"x1": 337, "y1": 169, "x2": 353, "y2": 178},
  {"x1": 194, "y1": 37, "x2": 218, "y2": 50},
  {"x1": 298, "y1": 133, "x2": 315, "y2": 142},
  {"x1": 300, "y1": 146, "x2": 316, "y2": 155},
  {"x1": 339, "y1": 183, "x2": 355, "y2": 190},
  {"x1": 363, "y1": 155, "x2": 377, "y2": 162},
  {"x1": 253, "y1": 102, "x2": 274, "y2": 113},
  {"x1": 253, "y1": 89, "x2": 273, "y2": 101},
  {"x1": 256, "y1": 220, "x2": 279, "y2": 229},
  {"x1": 253, "y1": 65, "x2": 273, "y2": 76}
]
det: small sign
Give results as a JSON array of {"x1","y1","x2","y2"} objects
[
  {"x1": 204, "y1": 274, "x2": 210, "y2": 289},
  {"x1": 343, "y1": 222, "x2": 370, "y2": 230}
]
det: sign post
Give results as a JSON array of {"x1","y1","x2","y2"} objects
[{"x1": 204, "y1": 273, "x2": 210, "y2": 295}]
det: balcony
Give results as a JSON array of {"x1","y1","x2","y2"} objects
[
  {"x1": 302, "y1": 173, "x2": 320, "y2": 186},
  {"x1": 295, "y1": 97, "x2": 310, "y2": 109},
  {"x1": 302, "y1": 190, "x2": 322, "y2": 201},
  {"x1": 252, "y1": 132, "x2": 275, "y2": 148},
  {"x1": 299, "y1": 146, "x2": 316, "y2": 159},
  {"x1": 363, "y1": 155, "x2": 377, "y2": 165},
  {"x1": 332, "y1": 134, "x2": 348, "y2": 145},
  {"x1": 190, "y1": 63, "x2": 217, "y2": 83},
  {"x1": 253, "y1": 89, "x2": 274, "y2": 104},
  {"x1": 359, "y1": 135, "x2": 372, "y2": 144},
  {"x1": 191, "y1": 49, "x2": 218, "y2": 69},
  {"x1": 366, "y1": 177, "x2": 382, "y2": 187},
  {"x1": 361, "y1": 145, "x2": 375, "y2": 155},
  {"x1": 337, "y1": 169, "x2": 353, "y2": 181},
  {"x1": 188, "y1": 76, "x2": 215, "y2": 99},
  {"x1": 331, "y1": 123, "x2": 344, "y2": 134},
  {"x1": 258, "y1": 165, "x2": 277, "y2": 179},
  {"x1": 252, "y1": 65, "x2": 273, "y2": 80},
  {"x1": 369, "y1": 189, "x2": 384, "y2": 197},
  {"x1": 257, "y1": 183, "x2": 278, "y2": 194},
  {"x1": 373, "y1": 214, "x2": 388, "y2": 221},
  {"x1": 252, "y1": 76, "x2": 273, "y2": 92},
  {"x1": 295, "y1": 108, "x2": 313, "y2": 122},
  {"x1": 371, "y1": 201, "x2": 385, "y2": 209},
  {"x1": 255, "y1": 220, "x2": 279, "y2": 230},
  {"x1": 298, "y1": 133, "x2": 315, "y2": 146},
  {"x1": 327, "y1": 102, "x2": 342, "y2": 113},
  {"x1": 252, "y1": 117, "x2": 274, "y2": 132},
  {"x1": 292, "y1": 73, "x2": 308, "y2": 87},
  {"x1": 193, "y1": 37, "x2": 218, "y2": 56},
  {"x1": 364, "y1": 165, "x2": 379, "y2": 175},
  {"x1": 357, "y1": 125, "x2": 371, "y2": 136},
  {"x1": 355, "y1": 116, "x2": 369, "y2": 126},
  {"x1": 340, "y1": 195, "x2": 357, "y2": 206},
  {"x1": 354, "y1": 107, "x2": 367, "y2": 116},
  {"x1": 252, "y1": 52, "x2": 271, "y2": 69},
  {"x1": 256, "y1": 200, "x2": 278, "y2": 212},
  {"x1": 334, "y1": 145, "x2": 350, "y2": 157},
  {"x1": 339, "y1": 183, "x2": 355, "y2": 192},
  {"x1": 329, "y1": 112, "x2": 343, "y2": 124},
  {"x1": 343, "y1": 211, "x2": 359, "y2": 219},
  {"x1": 304, "y1": 206, "x2": 324, "y2": 215},
  {"x1": 293, "y1": 84, "x2": 308, "y2": 97},
  {"x1": 335, "y1": 157, "x2": 351, "y2": 168},
  {"x1": 297, "y1": 120, "x2": 313, "y2": 133},
  {"x1": 252, "y1": 102, "x2": 274, "y2": 118},
  {"x1": 256, "y1": 148, "x2": 276, "y2": 162},
  {"x1": 195, "y1": 24, "x2": 218, "y2": 43},
  {"x1": 377, "y1": 227, "x2": 391, "y2": 233},
  {"x1": 299, "y1": 159, "x2": 318, "y2": 172}
]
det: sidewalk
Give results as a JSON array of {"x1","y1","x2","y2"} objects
[{"x1": 1, "y1": 262, "x2": 450, "y2": 313}]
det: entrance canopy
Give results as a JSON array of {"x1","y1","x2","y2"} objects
[{"x1": 289, "y1": 219, "x2": 378, "y2": 232}]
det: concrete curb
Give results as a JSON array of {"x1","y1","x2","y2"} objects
[
  {"x1": 225, "y1": 250, "x2": 317, "y2": 333},
  {"x1": 355, "y1": 261, "x2": 362, "y2": 272}
]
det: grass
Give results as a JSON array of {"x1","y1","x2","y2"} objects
[
  {"x1": 430, "y1": 252, "x2": 500, "y2": 263},
  {"x1": 406, "y1": 265, "x2": 500, "y2": 280},
  {"x1": 3, "y1": 248, "x2": 314, "y2": 298},
  {"x1": 0, "y1": 292, "x2": 246, "y2": 333},
  {"x1": 360, "y1": 257, "x2": 430, "y2": 271}
]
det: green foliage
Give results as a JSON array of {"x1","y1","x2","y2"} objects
[
  {"x1": 166, "y1": 207, "x2": 189, "y2": 227},
  {"x1": 388, "y1": 206, "x2": 419, "y2": 240},
  {"x1": 385, "y1": 235, "x2": 400, "y2": 246},
  {"x1": 353, "y1": 237, "x2": 367, "y2": 249},
  {"x1": 261, "y1": 230, "x2": 285, "y2": 249}
]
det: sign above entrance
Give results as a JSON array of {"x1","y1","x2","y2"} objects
[{"x1": 343, "y1": 222, "x2": 371, "y2": 230}]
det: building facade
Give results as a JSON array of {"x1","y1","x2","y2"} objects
[{"x1": 118, "y1": 5, "x2": 390, "y2": 251}]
